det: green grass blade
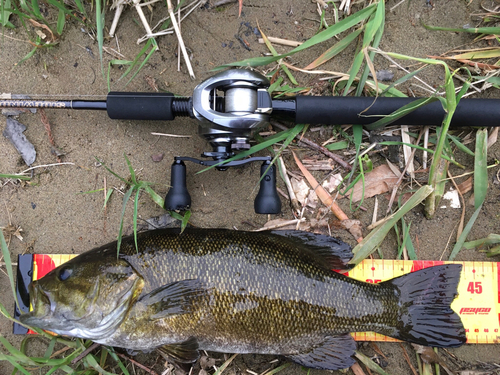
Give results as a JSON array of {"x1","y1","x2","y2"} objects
[
  {"x1": 355, "y1": 351, "x2": 391, "y2": 375},
  {"x1": 349, "y1": 185, "x2": 434, "y2": 265},
  {"x1": 73, "y1": 0, "x2": 87, "y2": 17},
  {"x1": 181, "y1": 210, "x2": 191, "y2": 233},
  {"x1": 17, "y1": 37, "x2": 41, "y2": 65},
  {"x1": 117, "y1": 186, "x2": 134, "y2": 255},
  {"x1": 325, "y1": 140, "x2": 349, "y2": 151},
  {"x1": 378, "y1": 141, "x2": 463, "y2": 167},
  {"x1": 124, "y1": 153, "x2": 137, "y2": 185},
  {"x1": 30, "y1": 0, "x2": 42, "y2": 18},
  {"x1": 0, "y1": 229, "x2": 20, "y2": 311},
  {"x1": 379, "y1": 66, "x2": 425, "y2": 97},
  {"x1": 463, "y1": 234, "x2": 500, "y2": 249},
  {"x1": 354, "y1": 0, "x2": 385, "y2": 96},
  {"x1": 0, "y1": 173, "x2": 31, "y2": 180},
  {"x1": 423, "y1": 23, "x2": 500, "y2": 35},
  {"x1": 447, "y1": 133, "x2": 474, "y2": 156},
  {"x1": 95, "y1": 0, "x2": 104, "y2": 74},
  {"x1": 56, "y1": 8, "x2": 65, "y2": 35},
  {"x1": 105, "y1": 348, "x2": 131, "y2": 375},
  {"x1": 0, "y1": 352, "x2": 32, "y2": 375},
  {"x1": 486, "y1": 245, "x2": 500, "y2": 256},
  {"x1": 364, "y1": 97, "x2": 439, "y2": 130},
  {"x1": 197, "y1": 124, "x2": 305, "y2": 173},
  {"x1": 214, "y1": 4, "x2": 376, "y2": 70},
  {"x1": 0, "y1": 335, "x2": 37, "y2": 367},
  {"x1": 119, "y1": 38, "x2": 153, "y2": 81},
  {"x1": 84, "y1": 353, "x2": 119, "y2": 375},
  {"x1": 305, "y1": 26, "x2": 363, "y2": 69},
  {"x1": 448, "y1": 204, "x2": 483, "y2": 261},
  {"x1": 133, "y1": 188, "x2": 140, "y2": 251},
  {"x1": 474, "y1": 129, "x2": 488, "y2": 210},
  {"x1": 143, "y1": 185, "x2": 164, "y2": 208},
  {"x1": 259, "y1": 26, "x2": 297, "y2": 84},
  {"x1": 1, "y1": 0, "x2": 14, "y2": 27},
  {"x1": 96, "y1": 157, "x2": 129, "y2": 184},
  {"x1": 125, "y1": 39, "x2": 158, "y2": 86}
]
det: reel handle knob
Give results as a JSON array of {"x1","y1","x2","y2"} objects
[
  {"x1": 164, "y1": 160, "x2": 191, "y2": 211},
  {"x1": 254, "y1": 161, "x2": 281, "y2": 214}
]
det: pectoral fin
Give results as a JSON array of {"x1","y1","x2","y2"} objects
[
  {"x1": 156, "y1": 337, "x2": 200, "y2": 363},
  {"x1": 285, "y1": 334, "x2": 356, "y2": 370},
  {"x1": 139, "y1": 279, "x2": 207, "y2": 319}
]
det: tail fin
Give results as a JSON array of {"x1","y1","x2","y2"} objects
[{"x1": 386, "y1": 264, "x2": 466, "y2": 347}]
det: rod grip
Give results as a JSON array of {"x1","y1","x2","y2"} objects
[
  {"x1": 107, "y1": 92, "x2": 176, "y2": 120},
  {"x1": 294, "y1": 96, "x2": 500, "y2": 127}
]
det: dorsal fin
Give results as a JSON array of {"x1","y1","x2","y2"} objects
[{"x1": 270, "y1": 230, "x2": 353, "y2": 270}]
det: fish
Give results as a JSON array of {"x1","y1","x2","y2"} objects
[{"x1": 20, "y1": 228, "x2": 466, "y2": 370}]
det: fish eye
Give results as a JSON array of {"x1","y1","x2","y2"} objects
[{"x1": 58, "y1": 267, "x2": 73, "y2": 281}]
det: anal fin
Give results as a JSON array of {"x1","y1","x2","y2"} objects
[
  {"x1": 156, "y1": 337, "x2": 200, "y2": 364},
  {"x1": 285, "y1": 334, "x2": 356, "y2": 370}
]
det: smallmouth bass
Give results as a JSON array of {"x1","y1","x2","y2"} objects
[{"x1": 21, "y1": 228, "x2": 465, "y2": 370}]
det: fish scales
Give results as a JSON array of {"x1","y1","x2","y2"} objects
[
  {"x1": 21, "y1": 228, "x2": 466, "y2": 370},
  {"x1": 112, "y1": 229, "x2": 393, "y2": 349}
]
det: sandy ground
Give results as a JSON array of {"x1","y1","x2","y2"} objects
[{"x1": 1, "y1": 0, "x2": 500, "y2": 373}]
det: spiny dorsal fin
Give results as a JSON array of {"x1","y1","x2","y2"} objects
[
  {"x1": 156, "y1": 337, "x2": 200, "y2": 363},
  {"x1": 139, "y1": 279, "x2": 207, "y2": 320},
  {"x1": 271, "y1": 230, "x2": 353, "y2": 270},
  {"x1": 285, "y1": 334, "x2": 356, "y2": 370}
]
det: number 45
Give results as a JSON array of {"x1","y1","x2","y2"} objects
[{"x1": 467, "y1": 281, "x2": 482, "y2": 294}]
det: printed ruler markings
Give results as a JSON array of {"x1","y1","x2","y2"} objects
[{"x1": 30, "y1": 255, "x2": 500, "y2": 344}]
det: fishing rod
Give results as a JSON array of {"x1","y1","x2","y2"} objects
[{"x1": 2, "y1": 69, "x2": 499, "y2": 214}]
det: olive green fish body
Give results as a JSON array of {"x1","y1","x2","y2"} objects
[
  {"x1": 21, "y1": 228, "x2": 466, "y2": 370},
  {"x1": 95, "y1": 230, "x2": 390, "y2": 352}
]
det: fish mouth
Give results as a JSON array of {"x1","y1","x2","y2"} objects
[{"x1": 19, "y1": 282, "x2": 51, "y2": 326}]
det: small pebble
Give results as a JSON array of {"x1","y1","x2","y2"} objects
[{"x1": 151, "y1": 152, "x2": 164, "y2": 162}]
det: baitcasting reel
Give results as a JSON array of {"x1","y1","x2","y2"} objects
[{"x1": 163, "y1": 69, "x2": 281, "y2": 214}]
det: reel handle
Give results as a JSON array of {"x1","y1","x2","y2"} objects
[
  {"x1": 254, "y1": 161, "x2": 281, "y2": 215},
  {"x1": 164, "y1": 160, "x2": 191, "y2": 211}
]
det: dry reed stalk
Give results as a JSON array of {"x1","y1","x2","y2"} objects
[{"x1": 166, "y1": 0, "x2": 195, "y2": 79}]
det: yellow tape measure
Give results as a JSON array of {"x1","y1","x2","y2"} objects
[{"x1": 32, "y1": 255, "x2": 500, "y2": 344}]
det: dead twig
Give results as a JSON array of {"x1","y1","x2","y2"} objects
[
  {"x1": 293, "y1": 152, "x2": 363, "y2": 242},
  {"x1": 71, "y1": 342, "x2": 101, "y2": 365},
  {"x1": 277, "y1": 155, "x2": 301, "y2": 214},
  {"x1": 116, "y1": 352, "x2": 160, "y2": 375},
  {"x1": 271, "y1": 121, "x2": 352, "y2": 170}
]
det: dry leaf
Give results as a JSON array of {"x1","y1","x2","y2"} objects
[
  {"x1": 412, "y1": 345, "x2": 455, "y2": 375},
  {"x1": 340, "y1": 220, "x2": 363, "y2": 241},
  {"x1": 349, "y1": 164, "x2": 399, "y2": 203},
  {"x1": 291, "y1": 178, "x2": 310, "y2": 206},
  {"x1": 322, "y1": 173, "x2": 343, "y2": 193},
  {"x1": 28, "y1": 19, "x2": 56, "y2": 42},
  {"x1": 350, "y1": 362, "x2": 367, "y2": 375},
  {"x1": 457, "y1": 177, "x2": 473, "y2": 195}
]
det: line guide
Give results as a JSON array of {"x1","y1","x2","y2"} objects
[{"x1": 14, "y1": 254, "x2": 500, "y2": 344}]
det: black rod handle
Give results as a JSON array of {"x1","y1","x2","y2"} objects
[
  {"x1": 273, "y1": 96, "x2": 500, "y2": 127},
  {"x1": 107, "y1": 92, "x2": 192, "y2": 121}
]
